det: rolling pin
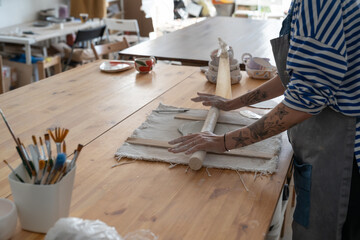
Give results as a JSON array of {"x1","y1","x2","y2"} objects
[{"x1": 188, "y1": 38, "x2": 233, "y2": 170}]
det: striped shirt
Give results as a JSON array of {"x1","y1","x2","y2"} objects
[{"x1": 283, "y1": 0, "x2": 360, "y2": 167}]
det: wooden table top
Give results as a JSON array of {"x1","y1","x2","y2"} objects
[
  {"x1": 0, "y1": 61, "x2": 292, "y2": 240},
  {"x1": 119, "y1": 17, "x2": 282, "y2": 68}
]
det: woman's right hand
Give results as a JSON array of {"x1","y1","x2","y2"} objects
[{"x1": 191, "y1": 92, "x2": 233, "y2": 111}]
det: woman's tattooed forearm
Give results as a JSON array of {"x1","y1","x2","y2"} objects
[
  {"x1": 232, "y1": 132, "x2": 250, "y2": 148},
  {"x1": 232, "y1": 106, "x2": 290, "y2": 147},
  {"x1": 248, "y1": 116, "x2": 286, "y2": 140},
  {"x1": 274, "y1": 105, "x2": 289, "y2": 120},
  {"x1": 242, "y1": 90, "x2": 268, "y2": 105}
]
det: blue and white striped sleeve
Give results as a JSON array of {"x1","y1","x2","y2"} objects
[{"x1": 283, "y1": 0, "x2": 348, "y2": 114}]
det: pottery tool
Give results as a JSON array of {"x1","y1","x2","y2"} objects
[
  {"x1": 48, "y1": 127, "x2": 69, "y2": 154},
  {"x1": 3, "y1": 160, "x2": 24, "y2": 183},
  {"x1": 49, "y1": 153, "x2": 66, "y2": 184},
  {"x1": 188, "y1": 38, "x2": 232, "y2": 170},
  {"x1": 153, "y1": 109, "x2": 189, "y2": 113}
]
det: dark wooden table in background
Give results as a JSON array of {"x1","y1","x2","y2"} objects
[{"x1": 119, "y1": 16, "x2": 282, "y2": 68}]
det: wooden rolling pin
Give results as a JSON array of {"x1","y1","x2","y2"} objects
[{"x1": 189, "y1": 38, "x2": 232, "y2": 170}]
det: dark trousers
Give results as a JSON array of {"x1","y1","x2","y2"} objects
[{"x1": 342, "y1": 158, "x2": 360, "y2": 240}]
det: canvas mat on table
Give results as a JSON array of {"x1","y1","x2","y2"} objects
[{"x1": 115, "y1": 104, "x2": 282, "y2": 173}]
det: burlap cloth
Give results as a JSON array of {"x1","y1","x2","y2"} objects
[{"x1": 115, "y1": 104, "x2": 282, "y2": 173}]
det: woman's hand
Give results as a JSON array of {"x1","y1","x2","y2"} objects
[
  {"x1": 191, "y1": 92, "x2": 234, "y2": 111},
  {"x1": 168, "y1": 131, "x2": 226, "y2": 155}
]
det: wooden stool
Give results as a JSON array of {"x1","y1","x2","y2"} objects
[{"x1": 37, "y1": 55, "x2": 62, "y2": 80}]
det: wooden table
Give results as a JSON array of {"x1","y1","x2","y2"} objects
[
  {"x1": 119, "y1": 17, "x2": 282, "y2": 68},
  {"x1": 0, "y1": 20, "x2": 102, "y2": 64},
  {"x1": 0, "y1": 61, "x2": 292, "y2": 239}
]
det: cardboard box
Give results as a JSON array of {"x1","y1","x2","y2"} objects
[
  {"x1": 2, "y1": 65, "x2": 18, "y2": 92},
  {"x1": 3, "y1": 60, "x2": 33, "y2": 87}
]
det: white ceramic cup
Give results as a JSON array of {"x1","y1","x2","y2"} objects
[{"x1": 0, "y1": 198, "x2": 17, "y2": 240}]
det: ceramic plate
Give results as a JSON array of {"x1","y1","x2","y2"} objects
[{"x1": 100, "y1": 60, "x2": 134, "y2": 73}]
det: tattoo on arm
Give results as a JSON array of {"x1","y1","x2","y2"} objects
[
  {"x1": 248, "y1": 116, "x2": 286, "y2": 140},
  {"x1": 248, "y1": 105, "x2": 290, "y2": 140},
  {"x1": 232, "y1": 132, "x2": 250, "y2": 148},
  {"x1": 243, "y1": 90, "x2": 268, "y2": 105},
  {"x1": 274, "y1": 105, "x2": 289, "y2": 120},
  {"x1": 230, "y1": 102, "x2": 306, "y2": 149}
]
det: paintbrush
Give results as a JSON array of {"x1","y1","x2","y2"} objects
[
  {"x1": 48, "y1": 128, "x2": 69, "y2": 154},
  {"x1": 35, "y1": 159, "x2": 46, "y2": 184},
  {"x1": 17, "y1": 138, "x2": 32, "y2": 177},
  {"x1": 49, "y1": 153, "x2": 66, "y2": 184},
  {"x1": 32, "y1": 135, "x2": 41, "y2": 161},
  {"x1": 0, "y1": 109, "x2": 19, "y2": 145},
  {"x1": 15, "y1": 146, "x2": 32, "y2": 178},
  {"x1": 18, "y1": 138, "x2": 30, "y2": 161},
  {"x1": 28, "y1": 144, "x2": 39, "y2": 172},
  {"x1": 41, "y1": 158, "x2": 54, "y2": 185},
  {"x1": 39, "y1": 137, "x2": 47, "y2": 160},
  {"x1": 28, "y1": 160, "x2": 37, "y2": 184},
  {"x1": 3, "y1": 160, "x2": 25, "y2": 183},
  {"x1": 68, "y1": 144, "x2": 83, "y2": 171},
  {"x1": 44, "y1": 133, "x2": 52, "y2": 160},
  {"x1": 0, "y1": 109, "x2": 32, "y2": 177},
  {"x1": 62, "y1": 140, "x2": 66, "y2": 155},
  {"x1": 56, "y1": 162, "x2": 69, "y2": 183}
]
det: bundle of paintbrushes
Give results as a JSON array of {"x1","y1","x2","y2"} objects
[{"x1": 0, "y1": 109, "x2": 83, "y2": 184}]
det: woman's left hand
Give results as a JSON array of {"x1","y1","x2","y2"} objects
[{"x1": 168, "y1": 131, "x2": 226, "y2": 155}]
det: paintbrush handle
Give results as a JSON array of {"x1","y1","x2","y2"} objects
[
  {"x1": 50, "y1": 170, "x2": 62, "y2": 184},
  {"x1": 15, "y1": 173, "x2": 25, "y2": 183},
  {"x1": 0, "y1": 109, "x2": 19, "y2": 145},
  {"x1": 41, "y1": 170, "x2": 50, "y2": 185},
  {"x1": 40, "y1": 146, "x2": 46, "y2": 160},
  {"x1": 4, "y1": 160, "x2": 25, "y2": 183},
  {"x1": 16, "y1": 146, "x2": 32, "y2": 178},
  {"x1": 45, "y1": 140, "x2": 51, "y2": 160},
  {"x1": 56, "y1": 143, "x2": 61, "y2": 155}
]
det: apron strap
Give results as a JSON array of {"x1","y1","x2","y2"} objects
[{"x1": 279, "y1": 0, "x2": 296, "y2": 37}]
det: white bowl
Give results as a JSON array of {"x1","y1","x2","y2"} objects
[
  {"x1": 0, "y1": 198, "x2": 17, "y2": 240},
  {"x1": 205, "y1": 69, "x2": 242, "y2": 85},
  {"x1": 209, "y1": 59, "x2": 239, "y2": 72},
  {"x1": 246, "y1": 66, "x2": 277, "y2": 80}
]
